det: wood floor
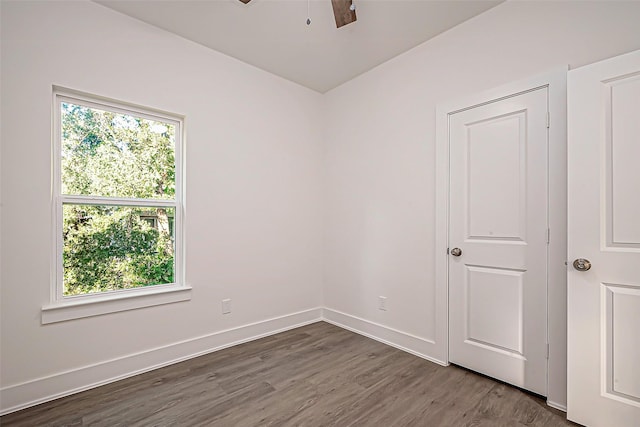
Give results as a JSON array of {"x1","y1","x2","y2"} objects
[{"x1": 1, "y1": 322, "x2": 575, "y2": 426}]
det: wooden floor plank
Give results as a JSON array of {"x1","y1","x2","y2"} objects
[{"x1": 0, "y1": 322, "x2": 576, "y2": 427}]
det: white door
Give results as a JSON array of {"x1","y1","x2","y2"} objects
[
  {"x1": 567, "y1": 50, "x2": 640, "y2": 427},
  {"x1": 448, "y1": 88, "x2": 549, "y2": 396}
]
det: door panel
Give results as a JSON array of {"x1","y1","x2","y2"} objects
[
  {"x1": 467, "y1": 112, "x2": 526, "y2": 241},
  {"x1": 608, "y1": 76, "x2": 640, "y2": 245},
  {"x1": 449, "y1": 88, "x2": 548, "y2": 396},
  {"x1": 568, "y1": 49, "x2": 640, "y2": 427},
  {"x1": 466, "y1": 265, "x2": 524, "y2": 354},
  {"x1": 609, "y1": 286, "x2": 640, "y2": 401}
]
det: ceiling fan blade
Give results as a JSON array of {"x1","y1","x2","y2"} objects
[{"x1": 331, "y1": 0, "x2": 357, "y2": 28}]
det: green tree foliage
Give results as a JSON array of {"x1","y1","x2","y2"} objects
[{"x1": 61, "y1": 103, "x2": 176, "y2": 296}]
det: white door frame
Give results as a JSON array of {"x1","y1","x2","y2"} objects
[{"x1": 434, "y1": 68, "x2": 568, "y2": 408}]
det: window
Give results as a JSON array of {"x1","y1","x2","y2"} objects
[{"x1": 43, "y1": 88, "x2": 189, "y2": 323}]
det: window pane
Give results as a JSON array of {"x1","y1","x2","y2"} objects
[
  {"x1": 61, "y1": 102, "x2": 176, "y2": 199},
  {"x1": 63, "y1": 204, "x2": 175, "y2": 296}
]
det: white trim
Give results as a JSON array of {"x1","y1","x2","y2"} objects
[
  {"x1": 1, "y1": 308, "x2": 323, "y2": 416},
  {"x1": 435, "y1": 67, "x2": 568, "y2": 406},
  {"x1": 546, "y1": 68, "x2": 569, "y2": 410},
  {"x1": 60, "y1": 195, "x2": 177, "y2": 207},
  {"x1": 321, "y1": 308, "x2": 447, "y2": 367},
  {"x1": 49, "y1": 87, "x2": 186, "y2": 318},
  {"x1": 54, "y1": 89, "x2": 184, "y2": 127},
  {"x1": 547, "y1": 401, "x2": 568, "y2": 412},
  {"x1": 41, "y1": 285, "x2": 192, "y2": 324},
  {"x1": 434, "y1": 101, "x2": 451, "y2": 364}
]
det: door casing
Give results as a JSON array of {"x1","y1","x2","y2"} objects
[{"x1": 435, "y1": 68, "x2": 568, "y2": 408}]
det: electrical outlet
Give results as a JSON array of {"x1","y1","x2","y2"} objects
[
  {"x1": 378, "y1": 296, "x2": 387, "y2": 311},
  {"x1": 222, "y1": 298, "x2": 232, "y2": 314}
]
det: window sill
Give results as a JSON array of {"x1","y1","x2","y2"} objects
[{"x1": 41, "y1": 285, "x2": 192, "y2": 324}]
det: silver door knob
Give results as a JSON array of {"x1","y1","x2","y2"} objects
[
  {"x1": 451, "y1": 248, "x2": 462, "y2": 257},
  {"x1": 573, "y1": 258, "x2": 591, "y2": 271}
]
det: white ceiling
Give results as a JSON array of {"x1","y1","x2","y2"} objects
[{"x1": 95, "y1": 0, "x2": 503, "y2": 93}]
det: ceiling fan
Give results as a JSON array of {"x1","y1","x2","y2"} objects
[{"x1": 237, "y1": 0, "x2": 357, "y2": 28}]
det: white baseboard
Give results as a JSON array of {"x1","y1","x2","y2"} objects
[
  {"x1": 547, "y1": 400, "x2": 567, "y2": 412},
  {"x1": 321, "y1": 308, "x2": 446, "y2": 367},
  {"x1": 0, "y1": 308, "x2": 322, "y2": 416},
  {"x1": 2, "y1": 307, "x2": 452, "y2": 416}
]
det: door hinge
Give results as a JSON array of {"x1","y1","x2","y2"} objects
[
  {"x1": 546, "y1": 228, "x2": 550, "y2": 244},
  {"x1": 546, "y1": 112, "x2": 550, "y2": 128},
  {"x1": 546, "y1": 343, "x2": 550, "y2": 359}
]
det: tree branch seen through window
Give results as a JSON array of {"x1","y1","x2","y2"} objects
[{"x1": 57, "y1": 96, "x2": 181, "y2": 297}]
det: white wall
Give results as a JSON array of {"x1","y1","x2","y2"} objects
[
  {"x1": 323, "y1": 0, "x2": 640, "y2": 409},
  {"x1": 0, "y1": 0, "x2": 323, "y2": 412}
]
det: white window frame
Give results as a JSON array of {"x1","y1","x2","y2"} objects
[{"x1": 42, "y1": 87, "x2": 190, "y2": 324}]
